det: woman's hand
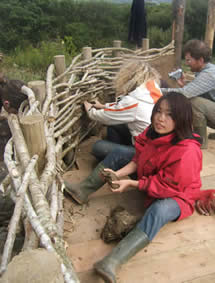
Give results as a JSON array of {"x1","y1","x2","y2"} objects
[
  {"x1": 103, "y1": 168, "x2": 119, "y2": 178},
  {"x1": 110, "y1": 179, "x2": 133, "y2": 193}
]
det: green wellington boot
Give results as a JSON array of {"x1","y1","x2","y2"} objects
[
  {"x1": 64, "y1": 162, "x2": 105, "y2": 204},
  {"x1": 194, "y1": 126, "x2": 208, "y2": 149},
  {"x1": 94, "y1": 227, "x2": 150, "y2": 283}
]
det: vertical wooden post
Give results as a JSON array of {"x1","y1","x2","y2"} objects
[
  {"x1": 82, "y1": 47, "x2": 92, "y2": 60},
  {"x1": 20, "y1": 114, "x2": 47, "y2": 176},
  {"x1": 54, "y1": 55, "x2": 66, "y2": 83},
  {"x1": 27, "y1": 81, "x2": 46, "y2": 111},
  {"x1": 113, "y1": 40, "x2": 122, "y2": 57},
  {"x1": 205, "y1": 0, "x2": 215, "y2": 49},
  {"x1": 141, "y1": 38, "x2": 149, "y2": 51},
  {"x1": 172, "y1": 0, "x2": 185, "y2": 68}
]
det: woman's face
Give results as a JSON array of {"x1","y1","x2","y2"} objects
[{"x1": 153, "y1": 99, "x2": 175, "y2": 135}]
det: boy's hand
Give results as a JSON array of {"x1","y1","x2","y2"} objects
[
  {"x1": 84, "y1": 101, "x2": 93, "y2": 112},
  {"x1": 91, "y1": 99, "x2": 105, "y2": 109}
]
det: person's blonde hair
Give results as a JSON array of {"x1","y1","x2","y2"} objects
[{"x1": 114, "y1": 60, "x2": 161, "y2": 96}]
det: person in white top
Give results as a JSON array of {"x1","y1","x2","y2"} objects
[{"x1": 84, "y1": 60, "x2": 164, "y2": 160}]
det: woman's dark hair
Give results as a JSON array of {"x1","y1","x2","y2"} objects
[
  {"x1": 183, "y1": 39, "x2": 211, "y2": 63},
  {"x1": 149, "y1": 92, "x2": 201, "y2": 144}
]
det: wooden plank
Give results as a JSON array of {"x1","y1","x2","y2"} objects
[
  {"x1": 67, "y1": 213, "x2": 215, "y2": 273},
  {"x1": 118, "y1": 239, "x2": 215, "y2": 283},
  {"x1": 183, "y1": 272, "x2": 215, "y2": 283}
]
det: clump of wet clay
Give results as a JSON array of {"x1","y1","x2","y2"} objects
[
  {"x1": 101, "y1": 169, "x2": 120, "y2": 189},
  {"x1": 101, "y1": 206, "x2": 141, "y2": 243}
]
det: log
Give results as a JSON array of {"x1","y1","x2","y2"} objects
[
  {"x1": 82, "y1": 47, "x2": 92, "y2": 60},
  {"x1": 172, "y1": 0, "x2": 185, "y2": 68},
  {"x1": 205, "y1": 0, "x2": 215, "y2": 49},
  {"x1": 54, "y1": 55, "x2": 66, "y2": 83},
  {"x1": 19, "y1": 114, "x2": 47, "y2": 176},
  {"x1": 141, "y1": 38, "x2": 149, "y2": 51},
  {"x1": 113, "y1": 40, "x2": 122, "y2": 57}
]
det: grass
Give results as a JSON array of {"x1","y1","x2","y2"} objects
[{"x1": 0, "y1": 40, "x2": 75, "y2": 83}]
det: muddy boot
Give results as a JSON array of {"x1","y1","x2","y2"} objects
[
  {"x1": 64, "y1": 163, "x2": 105, "y2": 204},
  {"x1": 194, "y1": 126, "x2": 208, "y2": 149},
  {"x1": 94, "y1": 227, "x2": 149, "y2": 283}
]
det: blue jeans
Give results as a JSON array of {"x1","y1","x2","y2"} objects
[
  {"x1": 101, "y1": 144, "x2": 136, "y2": 171},
  {"x1": 92, "y1": 140, "x2": 135, "y2": 161},
  {"x1": 137, "y1": 198, "x2": 181, "y2": 241}
]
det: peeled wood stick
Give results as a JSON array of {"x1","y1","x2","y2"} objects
[
  {"x1": 62, "y1": 135, "x2": 79, "y2": 158},
  {"x1": 23, "y1": 194, "x2": 80, "y2": 283},
  {"x1": 21, "y1": 85, "x2": 37, "y2": 108},
  {"x1": 0, "y1": 155, "x2": 38, "y2": 275},
  {"x1": 8, "y1": 114, "x2": 58, "y2": 236},
  {"x1": 54, "y1": 115, "x2": 81, "y2": 138},
  {"x1": 42, "y1": 63, "x2": 54, "y2": 116},
  {"x1": 39, "y1": 122, "x2": 56, "y2": 196},
  {"x1": 4, "y1": 139, "x2": 22, "y2": 190},
  {"x1": 56, "y1": 190, "x2": 64, "y2": 238},
  {"x1": 50, "y1": 180, "x2": 58, "y2": 222},
  {"x1": 0, "y1": 174, "x2": 11, "y2": 195},
  {"x1": 4, "y1": 139, "x2": 39, "y2": 251},
  {"x1": 54, "y1": 104, "x2": 79, "y2": 128},
  {"x1": 26, "y1": 101, "x2": 40, "y2": 116},
  {"x1": 56, "y1": 174, "x2": 64, "y2": 237},
  {"x1": 53, "y1": 89, "x2": 70, "y2": 101},
  {"x1": 54, "y1": 106, "x2": 80, "y2": 132},
  {"x1": 56, "y1": 90, "x2": 80, "y2": 117},
  {"x1": 4, "y1": 137, "x2": 38, "y2": 237}
]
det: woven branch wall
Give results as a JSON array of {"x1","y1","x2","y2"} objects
[{"x1": 50, "y1": 41, "x2": 175, "y2": 171}]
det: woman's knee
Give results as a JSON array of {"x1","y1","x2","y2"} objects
[{"x1": 147, "y1": 198, "x2": 181, "y2": 223}]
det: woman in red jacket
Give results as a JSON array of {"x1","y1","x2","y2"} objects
[{"x1": 93, "y1": 92, "x2": 203, "y2": 283}]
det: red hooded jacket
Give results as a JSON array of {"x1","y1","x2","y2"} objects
[{"x1": 133, "y1": 128, "x2": 204, "y2": 220}]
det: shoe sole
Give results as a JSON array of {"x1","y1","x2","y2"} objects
[
  {"x1": 94, "y1": 265, "x2": 115, "y2": 283},
  {"x1": 64, "y1": 182, "x2": 85, "y2": 205}
]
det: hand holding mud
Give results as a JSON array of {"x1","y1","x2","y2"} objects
[
  {"x1": 101, "y1": 168, "x2": 138, "y2": 193},
  {"x1": 100, "y1": 168, "x2": 120, "y2": 190}
]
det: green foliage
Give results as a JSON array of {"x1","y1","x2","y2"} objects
[
  {"x1": 145, "y1": 3, "x2": 172, "y2": 48},
  {"x1": 146, "y1": 3, "x2": 173, "y2": 31},
  {"x1": 148, "y1": 26, "x2": 172, "y2": 48},
  {"x1": 64, "y1": 36, "x2": 77, "y2": 56},
  {"x1": 185, "y1": 0, "x2": 208, "y2": 41},
  {"x1": 2, "y1": 40, "x2": 73, "y2": 81},
  {"x1": 0, "y1": 0, "x2": 211, "y2": 81}
]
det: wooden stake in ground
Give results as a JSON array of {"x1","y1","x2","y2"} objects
[
  {"x1": 205, "y1": 0, "x2": 215, "y2": 49},
  {"x1": 172, "y1": 0, "x2": 185, "y2": 68},
  {"x1": 19, "y1": 113, "x2": 47, "y2": 176}
]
